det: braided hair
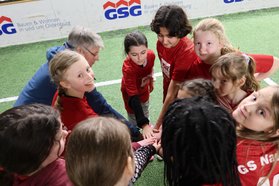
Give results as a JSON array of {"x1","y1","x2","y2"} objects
[{"x1": 162, "y1": 97, "x2": 240, "y2": 186}]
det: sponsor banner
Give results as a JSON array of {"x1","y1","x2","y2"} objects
[{"x1": 1, "y1": 0, "x2": 279, "y2": 47}]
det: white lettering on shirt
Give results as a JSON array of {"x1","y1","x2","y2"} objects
[
  {"x1": 237, "y1": 161, "x2": 257, "y2": 174},
  {"x1": 160, "y1": 58, "x2": 170, "y2": 78}
]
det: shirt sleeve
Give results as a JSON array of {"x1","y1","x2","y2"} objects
[
  {"x1": 85, "y1": 89, "x2": 141, "y2": 139},
  {"x1": 248, "y1": 54, "x2": 273, "y2": 73},
  {"x1": 172, "y1": 40, "x2": 198, "y2": 82},
  {"x1": 131, "y1": 145, "x2": 156, "y2": 183},
  {"x1": 129, "y1": 95, "x2": 149, "y2": 128}
]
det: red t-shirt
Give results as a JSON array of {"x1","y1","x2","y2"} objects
[
  {"x1": 250, "y1": 54, "x2": 274, "y2": 73},
  {"x1": 157, "y1": 37, "x2": 199, "y2": 100},
  {"x1": 13, "y1": 158, "x2": 72, "y2": 186},
  {"x1": 237, "y1": 138, "x2": 279, "y2": 186},
  {"x1": 121, "y1": 49, "x2": 155, "y2": 113},
  {"x1": 52, "y1": 91, "x2": 97, "y2": 130},
  {"x1": 185, "y1": 59, "x2": 212, "y2": 80}
]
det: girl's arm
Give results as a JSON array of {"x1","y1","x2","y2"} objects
[
  {"x1": 154, "y1": 80, "x2": 180, "y2": 129},
  {"x1": 129, "y1": 96, "x2": 153, "y2": 139},
  {"x1": 86, "y1": 89, "x2": 140, "y2": 138},
  {"x1": 248, "y1": 54, "x2": 279, "y2": 81},
  {"x1": 149, "y1": 77, "x2": 154, "y2": 93},
  {"x1": 131, "y1": 142, "x2": 160, "y2": 183}
]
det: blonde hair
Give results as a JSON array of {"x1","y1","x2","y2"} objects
[
  {"x1": 49, "y1": 50, "x2": 85, "y2": 110},
  {"x1": 237, "y1": 85, "x2": 279, "y2": 142},
  {"x1": 193, "y1": 18, "x2": 237, "y2": 55},
  {"x1": 65, "y1": 117, "x2": 134, "y2": 186},
  {"x1": 210, "y1": 52, "x2": 259, "y2": 91}
]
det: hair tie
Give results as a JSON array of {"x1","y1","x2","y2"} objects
[{"x1": 242, "y1": 53, "x2": 250, "y2": 64}]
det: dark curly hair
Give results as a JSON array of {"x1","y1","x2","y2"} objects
[{"x1": 150, "y1": 5, "x2": 192, "y2": 38}]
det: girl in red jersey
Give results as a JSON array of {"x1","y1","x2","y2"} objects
[
  {"x1": 210, "y1": 52, "x2": 260, "y2": 113},
  {"x1": 192, "y1": 18, "x2": 279, "y2": 81},
  {"x1": 232, "y1": 85, "x2": 279, "y2": 186},
  {"x1": 49, "y1": 50, "x2": 98, "y2": 130},
  {"x1": 150, "y1": 5, "x2": 199, "y2": 129},
  {"x1": 121, "y1": 31, "x2": 156, "y2": 139}
]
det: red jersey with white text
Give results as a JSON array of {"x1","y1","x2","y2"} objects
[
  {"x1": 157, "y1": 37, "x2": 199, "y2": 100},
  {"x1": 237, "y1": 138, "x2": 279, "y2": 186},
  {"x1": 52, "y1": 91, "x2": 97, "y2": 130},
  {"x1": 121, "y1": 50, "x2": 155, "y2": 113}
]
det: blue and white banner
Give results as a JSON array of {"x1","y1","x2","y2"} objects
[{"x1": 0, "y1": 0, "x2": 279, "y2": 47}]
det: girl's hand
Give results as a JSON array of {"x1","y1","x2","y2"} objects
[
  {"x1": 137, "y1": 137, "x2": 156, "y2": 147},
  {"x1": 142, "y1": 124, "x2": 154, "y2": 139},
  {"x1": 149, "y1": 80, "x2": 154, "y2": 93},
  {"x1": 152, "y1": 128, "x2": 162, "y2": 141},
  {"x1": 152, "y1": 140, "x2": 161, "y2": 152},
  {"x1": 154, "y1": 120, "x2": 162, "y2": 130}
]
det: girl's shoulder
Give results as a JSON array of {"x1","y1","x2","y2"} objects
[
  {"x1": 237, "y1": 138, "x2": 277, "y2": 155},
  {"x1": 175, "y1": 37, "x2": 195, "y2": 55},
  {"x1": 147, "y1": 49, "x2": 156, "y2": 61},
  {"x1": 237, "y1": 138, "x2": 276, "y2": 146},
  {"x1": 147, "y1": 49, "x2": 155, "y2": 56},
  {"x1": 13, "y1": 158, "x2": 72, "y2": 186},
  {"x1": 180, "y1": 37, "x2": 194, "y2": 46}
]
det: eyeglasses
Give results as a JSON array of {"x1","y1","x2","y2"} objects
[{"x1": 83, "y1": 46, "x2": 99, "y2": 57}]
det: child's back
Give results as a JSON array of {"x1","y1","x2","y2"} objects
[{"x1": 0, "y1": 104, "x2": 71, "y2": 186}]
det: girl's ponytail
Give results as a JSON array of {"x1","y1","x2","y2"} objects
[{"x1": 242, "y1": 55, "x2": 259, "y2": 91}]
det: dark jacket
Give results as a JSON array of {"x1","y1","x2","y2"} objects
[{"x1": 14, "y1": 42, "x2": 140, "y2": 138}]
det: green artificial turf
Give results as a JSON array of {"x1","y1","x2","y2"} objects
[{"x1": 0, "y1": 7, "x2": 279, "y2": 186}]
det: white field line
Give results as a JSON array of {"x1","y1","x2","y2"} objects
[
  {"x1": 0, "y1": 72, "x2": 163, "y2": 103},
  {"x1": 0, "y1": 96, "x2": 18, "y2": 103},
  {"x1": 0, "y1": 74, "x2": 277, "y2": 104},
  {"x1": 263, "y1": 77, "x2": 278, "y2": 85}
]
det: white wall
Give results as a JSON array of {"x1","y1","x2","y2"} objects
[{"x1": 0, "y1": 0, "x2": 279, "y2": 47}]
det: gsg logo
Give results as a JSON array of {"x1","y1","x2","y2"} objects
[
  {"x1": 103, "y1": 0, "x2": 142, "y2": 20},
  {"x1": 224, "y1": 0, "x2": 243, "y2": 3},
  {"x1": 0, "y1": 16, "x2": 17, "y2": 35}
]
